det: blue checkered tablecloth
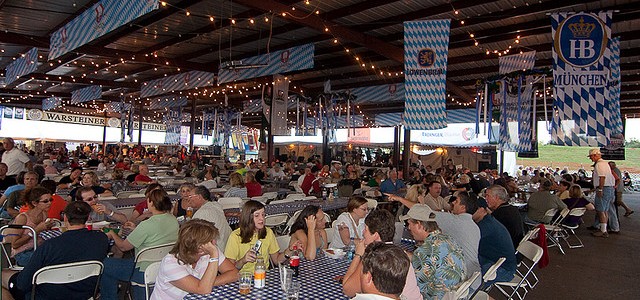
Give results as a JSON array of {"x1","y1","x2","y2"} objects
[{"x1": 184, "y1": 255, "x2": 349, "y2": 300}]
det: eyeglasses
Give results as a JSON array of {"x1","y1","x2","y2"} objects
[{"x1": 83, "y1": 195, "x2": 99, "y2": 202}]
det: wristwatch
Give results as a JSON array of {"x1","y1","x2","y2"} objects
[{"x1": 209, "y1": 257, "x2": 219, "y2": 263}]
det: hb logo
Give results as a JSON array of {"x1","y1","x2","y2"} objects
[{"x1": 555, "y1": 13, "x2": 607, "y2": 68}]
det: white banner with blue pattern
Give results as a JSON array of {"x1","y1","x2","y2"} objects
[
  {"x1": 498, "y1": 76, "x2": 534, "y2": 152},
  {"x1": 71, "y1": 85, "x2": 102, "y2": 104},
  {"x1": 49, "y1": 0, "x2": 158, "y2": 60},
  {"x1": 5, "y1": 47, "x2": 38, "y2": 85},
  {"x1": 141, "y1": 71, "x2": 215, "y2": 98},
  {"x1": 271, "y1": 75, "x2": 289, "y2": 135},
  {"x1": 499, "y1": 51, "x2": 537, "y2": 74},
  {"x1": 605, "y1": 37, "x2": 623, "y2": 135},
  {"x1": 374, "y1": 113, "x2": 403, "y2": 127},
  {"x1": 104, "y1": 101, "x2": 133, "y2": 113},
  {"x1": 336, "y1": 84, "x2": 405, "y2": 104},
  {"x1": 403, "y1": 20, "x2": 450, "y2": 130},
  {"x1": 164, "y1": 106, "x2": 182, "y2": 144},
  {"x1": 551, "y1": 12, "x2": 612, "y2": 146},
  {"x1": 42, "y1": 97, "x2": 62, "y2": 111},
  {"x1": 217, "y1": 44, "x2": 314, "y2": 84}
]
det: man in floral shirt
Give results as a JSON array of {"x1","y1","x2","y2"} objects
[{"x1": 401, "y1": 204, "x2": 465, "y2": 299}]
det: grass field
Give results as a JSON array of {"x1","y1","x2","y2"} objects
[{"x1": 516, "y1": 144, "x2": 640, "y2": 173}]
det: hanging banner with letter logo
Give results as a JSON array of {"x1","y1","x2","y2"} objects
[
  {"x1": 551, "y1": 11, "x2": 612, "y2": 146},
  {"x1": 141, "y1": 71, "x2": 215, "y2": 98},
  {"x1": 403, "y1": 20, "x2": 450, "y2": 130},
  {"x1": 71, "y1": 85, "x2": 102, "y2": 104},
  {"x1": 5, "y1": 48, "x2": 38, "y2": 85},
  {"x1": 271, "y1": 74, "x2": 289, "y2": 136},
  {"x1": 217, "y1": 44, "x2": 314, "y2": 84},
  {"x1": 49, "y1": 0, "x2": 158, "y2": 60}
]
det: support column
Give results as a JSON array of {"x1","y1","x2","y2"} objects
[
  {"x1": 267, "y1": 130, "x2": 274, "y2": 165},
  {"x1": 392, "y1": 126, "x2": 400, "y2": 168},
  {"x1": 322, "y1": 130, "x2": 331, "y2": 165},
  {"x1": 102, "y1": 112, "x2": 107, "y2": 155},
  {"x1": 402, "y1": 127, "x2": 411, "y2": 179},
  {"x1": 189, "y1": 98, "x2": 196, "y2": 151},
  {"x1": 137, "y1": 99, "x2": 143, "y2": 146}
]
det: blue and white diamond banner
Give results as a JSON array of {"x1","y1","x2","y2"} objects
[
  {"x1": 217, "y1": 44, "x2": 314, "y2": 84},
  {"x1": 498, "y1": 76, "x2": 534, "y2": 152},
  {"x1": 551, "y1": 11, "x2": 612, "y2": 146},
  {"x1": 164, "y1": 106, "x2": 182, "y2": 144},
  {"x1": 5, "y1": 47, "x2": 38, "y2": 85},
  {"x1": 71, "y1": 85, "x2": 102, "y2": 104},
  {"x1": 49, "y1": 0, "x2": 158, "y2": 60},
  {"x1": 499, "y1": 51, "x2": 536, "y2": 74},
  {"x1": 42, "y1": 97, "x2": 62, "y2": 111},
  {"x1": 375, "y1": 113, "x2": 404, "y2": 127},
  {"x1": 148, "y1": 96, "x2": 188, "y2": 110},
  {"x1": 141, "y1": 71, "x2": 215, "y2": 98},
  {"x1": 104, "y1": 101, "x2": 133, "y2": 113},
  {"x1": 605, "y1": 37, "x2": 623, "y2": 135},
  {"x1": 403, "y1": 20, "x2": 450, "y2": 130},
  {"x1": 271, "y1": 75, "x2": 289, "y2": 136},
  {"x1": 336, "y1": 84, "x2": 405, "y2": 104}
]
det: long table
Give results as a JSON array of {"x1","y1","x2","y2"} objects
[{"x1": 185, "y1": 255, "x2": 350, "y2": 300}]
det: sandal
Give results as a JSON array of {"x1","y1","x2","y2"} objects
[{"x1": 624, "y1": 211, "x2": 634, "y2": 217}]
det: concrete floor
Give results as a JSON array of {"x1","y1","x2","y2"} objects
[{"x1": 486, "y1": 192, "x2": 640, "y2": 299}]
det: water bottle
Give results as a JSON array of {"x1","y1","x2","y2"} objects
[
  {"x1": 254, "y1": 257, "x2": 266, "y2": 288},
  {"x1": 290, "y1": 246, "x2": 300, "y2": 277},
  {"x1": 347, "y1": 237, "x2": 356, "y2": 261},
  {"x1": 322, "y1": 188, "x2": 327, "y2": 201},
  {"x1": 333, "y1": 188, "x2": 339, "y2": 198}
]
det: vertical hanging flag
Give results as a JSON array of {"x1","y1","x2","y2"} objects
[
  {"x1": 551, "y1": 12, "x2": 612, "y2": 146},
  {"x1": 499, "y1": 51, "x2": 537, "y2": 74},
  {"x1": 271, "y1": 74, "x2": 289, "y2": 135},
  {"x1": 49, "y1": 0, "x2": 159, "y2": 60},
  {"x1": 164, "y1": 106, "x2": 182, "y2": 144},
  {"x1": 5, "y1": 48, "x2": 38, "y2": 85},
  {"x1": 605, "y1": 37, "x2": 623, "y2": 135},
  {"x1": 498, "y1": 76, "x2": 534, "y2": 152},
  {"x1": 403, "y1": 20, "x2": 450, "y2": 130},
  {"x1": 71, "y1": 85, "x2": 102, "y2": 104}
]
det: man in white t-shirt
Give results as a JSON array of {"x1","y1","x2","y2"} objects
[
  {"x1": 588, "y1": 148, "x2": 616, "y2": 238},
  {"x1": 183, "y1": 186, "x2": 232, "y2": 250},
  {"x1": 1, "y1": 138, "x2": 31, "y2": 177}
]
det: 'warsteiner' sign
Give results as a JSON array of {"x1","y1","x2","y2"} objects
[{"x1": 26, "y1": 109, "x2": 165, "y2": 132}]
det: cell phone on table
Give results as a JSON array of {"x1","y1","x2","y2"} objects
[{"x1": 252, "y1": 240, "x2": 262, "y2": 253}]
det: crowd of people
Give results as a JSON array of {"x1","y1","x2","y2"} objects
[{"x1": 0, "y1": 136, "x2": 637, "y2": 299}]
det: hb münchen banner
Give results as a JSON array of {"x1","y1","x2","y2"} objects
[
  {"x1": 551, "y1": 12, "x2": 612, "y2": 146},
  {"x1": 403, "y1": 20, "x2": 450, "y2": 130}
]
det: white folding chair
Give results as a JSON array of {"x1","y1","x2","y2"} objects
[
  {"x1": 543, "y1": 207, "x2": 570, "y2": 254},
  {"x1": 142, "y1": 261, "x2": 162, "y2": 300},
  {"x1": 31, "y1": 260, "x2": 103, "y2": 300},
  {"x1": 198, "y1": 180, "x2": 218, "y2": 190},
  {"x1": 276, "y1": 235, "x2": 291, "y2": 253},
  {"x1": 116, "y1": 191, "x2": 138, "y2": 199},
  {"x1": 289, "y1": 181, "x2": 304, "y2": 193},
  {"x1": 269, "y1": 198, "x2": 296, "y2": 205},
  {"x1": 524, "y1": 208, "x2": 558, "y2": 228},
  {"x1": 284, "y1": 210, "x2": 303, "y2": 235},
  {"x1": 325, "y1": 228, "x2": 335, "y2": 247},
  {"x1": 366, "y1": 198, "x2": 378, "y2": 210},
  {"x1": 561, "y1": 207, "x2": 588, "y2": 248},
  {"x1": 494, "y1": 241, "x2": 543, "y2": 300},
  {"x1": 518, "y1": 228, "x2": 540, "y2": 248},
  {"x1": 128, "y1": 243, "x2": 175, "y2": 300},
  {"x1": 262, "y1": 192, "x2": 279, "y2": 201},
  {"x1": 98, "y1": 196, "x2": 117, "y2": 201},
  {"x1": 217, "y1": 197, "x2": 243, "y2": 210},
  {"x1": 1, "y1": 224, "x2": 37, "y2": 271},
  {"x1": 265, "y1": 213, "x2": 289, "y2": 235},
  {"x1": 128, "y1": 193, "x2": 146, "y2": 198},
  {"x1": 444, "y1": 271, "x2": 481, "y2": 300}
]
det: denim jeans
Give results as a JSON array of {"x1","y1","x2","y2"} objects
[
  {"x1": 100, "y1": 257, "x2": 145, "y2": 300},
  {"x1": 607, "y1": 190, "x2": 620, "y2": 231},
  {"x1": 14, "y1": 250, "x2": 34, "y2": 266},
  {"x1": 481, "y1": 262, "x2": 515, "y2": 286}
]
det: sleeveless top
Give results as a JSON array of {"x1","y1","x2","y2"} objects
[{"x1": 11, "y1": 212, "x2": 43, "y2": 257}]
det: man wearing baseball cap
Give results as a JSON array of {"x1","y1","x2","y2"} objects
[
  {"x1": 401, "y1": 204, "x2": 465, "y2": 299},
  {"x1": 588, "y1": 148, "x2": 616, "y2": 237}
]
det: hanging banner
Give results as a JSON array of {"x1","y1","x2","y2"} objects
[
  {"x1": 605, "y1": 37, "x2": 623, "y2": 135},
  {"x1": 336, "y1": 84, "x2": 405, "y2": 104},
  {"x1": 271, "y1": 74, "x2": 289, "y2": 136},
  {"x1": 551, "y1": 11, "x2": 612, "y2": 146},
  {"x1": 3, "y1": 107, "x2": 14, "y2": 119},
  {"x1": 217, "y1": 44, "x2": 314, "y2": 84},
  {"x1": 14, "y1": 108, "x2": 24, "y2": 120},
  {"x1": 5, "y1": 47, "x2": 38, "y2": 85},
  {"x1": 42, "y1": 97, "x2": 62, "y2": 111},
  {"x1": 498, "y1": 76, "x2": 534, "y2": 152},
  {"x1": 148, "y1": 96, "x2": 188, "y2": 109},
  {"x1": 499, "y1": 51, "x2": 537, "y2": 74},
  {"x1": 104, "y1": 101, "x2": 133, "y2": 113},
  {"x1": 403, "y1": 19, "x2": 450, "y2": 130},
  {"x1": 49, "y1": 0, "x2": 159, "y2": 60},
  {"x1": 374, "y1": 113, "x2": 403, "y2": 127},
  {"x1": 141, "y1": 71, "x2": 215, "y2": 98},
  {"x1": 164, "y1": 106, "x2": 182, "y2": 144},
  {"x1": 71, "y1": 85, "x2": 102, "y2": 104}
]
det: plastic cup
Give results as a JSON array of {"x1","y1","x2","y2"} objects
[
  {"x1": 279, "y1": 263, "x2": 293, "y2": 291},
  {"x1": 284, "y1": 282, "x2": 300, "y2": 300},
  {"x1": 239, "y1": 271, "x2": 252, "y2": 295}
]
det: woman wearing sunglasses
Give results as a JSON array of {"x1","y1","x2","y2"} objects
[{"x1": 5, "y1": 186, "x2": 54, "y2": 266}]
